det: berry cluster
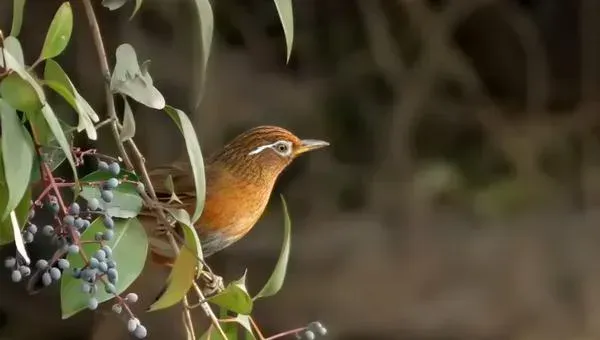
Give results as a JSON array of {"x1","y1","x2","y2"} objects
[{"x1": 296, "y1": 321, "x2": 328, "y2": 340}]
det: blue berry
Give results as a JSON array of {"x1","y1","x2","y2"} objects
[
  {"x1": 98, "y1": 261, "x2": 108, "y2": 272},
  {"x1": 88, "y1": 297, "x2": 99, "y2": 310},
  {"x1": 81, "y1": 282, "x2": 91, "y2": 294},
  {"x1": 112, "y1": 304, "x2": 122, "y2": 314},
  {"x1": 89, "y1": 257, "x2": 100, "y2": 269},
  {"x1": 127, "y1": 318, "x2": 139, "y2": 332},
  {"x1": 23, "y1": 231, "x2": 34, "y2": 243},
  {"x1": 108, "y1": 162, "x2": 120, "y2": 176},
  {"x1": 72, "y1": 268, "x2": 82, "y2": 278},
  {"x1": 11, "y1": 270, "x2": 22, "y2": 282},
  {"x1": 27, "y1": 224, "x2": 37, "y2": 234},
  {"x1": 28, "y1": 208, "x2": 35, "y2": 220},
  {"x1": 107, "y1": 260, "x2": 116, "y2": 269},
  {"x1": 36, "y1": 259, "x2": 48, "y2": 270},
  {"x1": 133, "y1": 325, "x2": 147, "y2": 339},
  {"x1": 104, "y1": 283, "x2": 116, "y2": 294},
  {"x1": 303, "y1": 330, "x2": 315, "y2": 340},
  {"x1": 48, "y1": 201, "x2": 59, "y2": 214},
  {"x1": 42, "y1": 225, "x2": 54, "y2": 236},
  {"x1": 58, "y1": 258, "x2": 70, "y2": 270},
  {"x1": 68, "y1": 203, "x2": 80, "y2": 216},
  {"x1": 102, "y1": 229, "x2": 114, "y2": 241},
  {"x1": 18, "y1": 265, "x2": 31, "y2": 276},
  {"x1": 81, "y1": 268, "x2": 96, "y2": 282},
  {"x1": 101, "y1": 245, "x2": 113, "y2": 258},
  {"x1": 107, "y1": 268, "x2": 118, "y2": 283},
  {"x1": 4, "y1": 256, "x2": 16, "y2": 268},
  {"x1": 104, "y1": 177, "x2": 119, "y2": 190},
  {"x1": 49, "y1": 267, "x2": 61, "y2": 280},
  {"x1": 126, "y1": 292, "x2": 138, "y2": 303},
  {"x1": 103, "y1": 215, "x2": 114, "y2": 229},
  {"x1": 67, "y1": 244, "x2": 79, "y2": 254},
  {"x1": 87, "y1": 198, "x2": 100, "y2": 211},
  {"x1": 94, "y1": 249, "x2": 107, "y2": 262},
  {"x1": 63, "y1": 215, "x2": 75, "y2": 226},
  {"x1": 95, "y1": 232, "x2": 103, "y2": 241},
  {"x1": 98, "y1": 161, "x2": 109, "y2": 171},
  {"x1": 101, "y1": 190, "x2": 113, "y2": 203},
  {"x1": 41, "y1": 272, "x2": 52, "y2": 286},
  {"x1": 74, "y1": 218, "x2": 85, "y2": 229}
]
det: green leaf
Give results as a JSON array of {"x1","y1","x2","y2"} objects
[
  {"x1": 0, "y1": 99, "x2": 34, "y2": 220},
  {"x1": 61, "y1": 217, "x2": 148, "y2": 319},
  {"x1": 192, "y1": 0, "x2": 214, "y2": 108},
  {"x1": 10, "y1": 0, "x2": 26, "y2": 37},
  {"x1": 198, "y1": 322, "x2": 238, "y2": 340},
  {"x1": 253, "y1": 195, "x2": 291, "y2": 300},
  {"x1": 78, "y1": 176, "x2": 142, "y2": 219},
  {"x1": 0, "y1": 73, "x2": 41, "y2": 113},
  {"x1": 273, "y1": 0, "x2": 294, "y2": 62},
  {"x1": 131, "y1": 0, "x2": 143, "y2": 19},
  {"x1": 163, "y1": 106, "x2": 205, "y2": 224},
  {"x1": 80, "y1": 169, "x2": 139, "y2": 183},
  {"x1": 207, "y1": 271, "x2": 253, "y2": 315},
  {"x1": 44, "y1": 59, "x2": 100, "y2": 140},
  {"x1": 110, "y1": 44, "x2": 165, "y2": 109},
  {"x1": 29, "y1": 119, "x2": 74, "y2": 183},
  {"x1": 235, "y1": 314, "x2": 256, "y2": 339},
  {"x1": 40, "y1": 105, "x2": 79, "y2": 183},
  {"x1": 0, "y1": 187, "x2": 31, "y2": 246},
  {"x1": 147, "y1": 208, "x2": 203, "y2": 312},
  {"x1": 4, "y1": 36, "x2": 25, "y2": 66},
  {"x1": 119, "y1": 96, "x2": 136, "y2": 141},
  {"x1": 0, "y1": 47, "x2": 46, "y2": 100},
  {"x1": 39, "y1": 2, "x2": 73, "y2": 60},
  {"x1": 101, "y1": 0, "x2": 127, "y2": 10}
]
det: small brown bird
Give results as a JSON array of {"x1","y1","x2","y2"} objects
[{"x1": 141, "y1": 126, "x2": 329, "y2": 266}]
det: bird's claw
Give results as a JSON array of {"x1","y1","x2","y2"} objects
[{"x1": 201, "y1": 272, "x2": 224, "y2": 296}]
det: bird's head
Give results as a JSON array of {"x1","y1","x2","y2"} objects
[{"x1": 210, "y1": 126, "x2": 329, "y2": 182}]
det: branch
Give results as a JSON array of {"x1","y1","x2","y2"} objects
[{"x1": 80, "y1": 1, "x2": 228, "y2": 338}]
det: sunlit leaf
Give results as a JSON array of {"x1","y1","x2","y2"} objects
[
  {"x1": 0, "y1": 187, "x2": 30, "y2": 246},
  {"x1": 10, "y1": 0, "x2": 26, "y2": 37},
  {"x1": 44, "y1": 59, "x2": 100, "y2": 140},
  {"x1": 39, "y1": 2, "x2": 73, "y2": 60},
  {"x1": 79, "y1": 182, "x2": 142, "y2": 218},
  {"x1": 253, "y1": 195, "x2": 291, "y2": 300},
  {"x1": 192, "y1": 0, "x2": 213, "y2": 108},
  {"x1": 4, "y1": 36, "x2": 24, "y2": 66},
  {"x1": 0, "y1": 99, "x2": 34, "y2": 220},
  {"x1": 163, "y1": 106, "x2": 205, "y2": 224},
  {"x1": 61, "y1": 217, "x2": 147, "y2": 319},
  {"x1": 208, "y1": 271, "x2": 253, "y2": 315},
  {"x1": 119, "y1": 96, "x2": 136, "y2": 141},
  {"x1": 273, "y1": 0, "x2": 294, "y2": 62},
  {"x1": 147, "y1": 208, "x2": 202, "y2": 312},
  {"x1": 110, "y1": 44, "x2": 165, "y2": 109},
  {"x1": 131, "y1": 0, "x2": 143, "y2": 19},
  {"x1": 101, "y1": 0, "x2": 127, "y2": 10}
]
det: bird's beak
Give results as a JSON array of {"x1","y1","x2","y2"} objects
[{"x1": 296, "y1": 139, "x2": 330, "y2": 155}]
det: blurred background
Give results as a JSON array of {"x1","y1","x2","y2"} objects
[{"x1": 3, "y1": 0, "x2": 600, "y2": 339}]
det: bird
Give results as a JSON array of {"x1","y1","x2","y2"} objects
[{"x1": 140, "y1": 125, "x2": 329, "y2": 267}]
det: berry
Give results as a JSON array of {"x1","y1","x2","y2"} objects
[
  {"x1": 72, "y1": 267, "x2": 82, "y2": 278},
  {"x1": 303, "y1": 330, "x2": 315, "y2": 340},
  {"x1": 308, "y1": 322, "x2": 327, "y2": 336},
  {"x1": 103, "y1": 229, "x2": 114, "y2": 241},
  {"x1": 101, "y1": 190, "x2": 113, "y2": 203},
  {"x1": 41, "y1": 272, "x2": 52, "y2": 286},
  {"x1": 127, "y1": 318, "x2": 139, "y2": 332},
  {"x1": 18, "y1": 265, "x2": 31, "y2": 277},
  {"x1": 48, "y1": 201, "x2": 60, "y2": 214},
  {"x1": 36, "y1": 259, "x2": 49, "y2": 270},
  {"x1": 107, "y1": 260, "x2": 116, "y2": 269},
  {"x1": 11, "y1": 270, "x2": 22, "y2": 282},
  {"x1": 28, "y1": 208, "x2": 35, "y2": 220},
  {"x1": 74, "y1": 218, "x2": 85, "y2": 229},
  {"x1": 103, "y1": 215, "x2": 114, "y2": 229},
  {"x1": 82, "y1": 219, "x2": 91, "y2": 229},
  {"x1": 104, "y1": 177, "x2": 119, "y2": 190},
  {"x1": 23, "y1": 232, "x2": 34, "y2": 243},
  {"x1": 111, "y1": 303, "x2": 122, "y2": 314},
  {"x1": 42, "y1": 225, "x2": 54, "y2": 236},
  {"x1": 98, "y1": 161, "x2": 109, "y2": 171},
  {"x1": 98, "y1": 261, "x2": 108, "y2": 272},
  {"x1": 104, "y1": 283, "x2": 116, "y2": 294},
  {"x1": 107, "y1": 268, "x2": 118, "y2": 283},
  {"x1": 81, "y1": 268, "x2": 96, "y2": 282},
  {"x1": 133, "y1": 325, "x2": 147, "y2": 339},
  {"x1": 49, "y1": 267, "x2": 62, "y2": 280},
  {"x1": 136, "y1": 182, "x2": 145, "y2": 193},
  {"x1": 63, "y1": 215, "x2": 75, "y2": 226},
  {"x1": 101, "y1": 245, "x2": 113, "y2": 258},
  {"x1": 81, "y1": 282, "x2": 91, "y2": 294},
  {"x1": 87, "y1": 198, "x2": 100, "y2": 211},
  {"x1": 126, "y1": 293, "x2": 139, "y2": 303},
  {"x1": 108, "y1": 162, "x2": 121, "y2": 176},
  {"x1": 69, "y1": 203, "x2": 80, "y2": 216},
  {"x1": 88, "y1": 297, "x2": 99, "y2": 310},
  {"x1": 94, "y1": 249, "x2": 107, "y2": 262},
  {"x1": 27, "y1": 224, "x2": 38, "y2": 234},
  {"x1": 95, "y1": 232, "x2": 103, "y2": 241},
  {"x1": 57, "y1": 258, "x2": 70, "y2": 270},
  {"x1": 89, "y1": 257, "x2": 100, "y2": 269},
  {"x1": 4, "y1": 256, "x2": 16, "y2": 268},
  {"x1": 67, "y1": 244, "x2": 79, "y2": 254}
]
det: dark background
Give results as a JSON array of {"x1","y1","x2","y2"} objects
[{"x1": 3, "y1": 0, "x2": 600, "y2": 339}]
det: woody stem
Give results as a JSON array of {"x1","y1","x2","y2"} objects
[{"x1": 80, "y1": 1, "x2": 228, "y2": 339}]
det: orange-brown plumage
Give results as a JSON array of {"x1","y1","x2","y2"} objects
[{"x1": 141, "y1": 126, "x2": 328, "y2": 265}]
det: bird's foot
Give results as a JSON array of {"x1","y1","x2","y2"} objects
[{"x1": 201, "y1": 271, "x2": 224, "y2": 296}]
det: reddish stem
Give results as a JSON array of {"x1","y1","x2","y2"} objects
[{"x1": 264, "y1": 327, "x2": 307, "y2": 340}]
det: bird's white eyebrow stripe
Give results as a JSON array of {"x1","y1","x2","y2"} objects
[{"x1": 248, "y1": 141, "x2": 280, "y2": 155}]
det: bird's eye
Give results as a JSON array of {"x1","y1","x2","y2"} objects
[
  {"x1": 272, "y1": 141, "x2": 291, "y2": 156},
  {"x1": 277, "y1": 144, "x2": 288, "y2": 152}
]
